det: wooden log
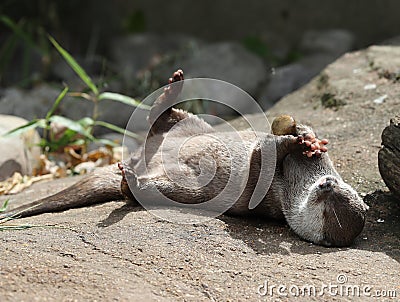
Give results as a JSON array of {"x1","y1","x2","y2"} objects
[{"x1": 378, "y1": 116, "x2": 400, "y2": 199}]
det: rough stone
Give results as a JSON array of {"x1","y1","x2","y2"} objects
[
  {"x1": 259, "y1": 63, "x2": 311, "y2": 108},
  {"x1": 259, "y1": 30, "x2": 355, "y2": 107},
  {"x1": 379, "y1": 116, "x2": 400, "y2": 199},
  {"x1": 300, "y1": 29, "x2": 355, "y2": 56},
  {"x1": 0, "y1": 85, "x2": 61, "y2": 121},
  {"x1": 0, "y1": 115, "x2": 41, "y2": 180}
]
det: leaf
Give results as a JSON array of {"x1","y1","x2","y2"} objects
[
  {"x1": 94, "y1": 138, "x2": 119, "y2": 147},
  {"x1": 49, "y1": 115, "x2": 95, "y2": 140},
  {"x1": 47, "y1": 129, "x2": 85, "y2": 152},
  {"x1": 0, "y1": 199, "x2": 9, "y2": 212},
  {"x1": 99, "y1": 92, "x2": 151, "y2": 110},
  {"x1": 77, "y1": 117, "x2": 95, "y2": 127},
  {"x1": 2, "y1": 119, "x2": 46, "y2": 137},
  {"x1": 94, "y1": 120, "x2": 143, "y2": 140},
  {"x1": 46, "y1": 86, "x2": 69, "y2": 120},
  {"x1": 49, "y1": 36, "x2": 99, "y2": 95}
]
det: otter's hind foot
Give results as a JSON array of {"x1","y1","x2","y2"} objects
[
  {"x1": 164, "y1": 69, "x2": 184, "y2": 101},
  {"x1": 118, "y1": 162, "x2": 135, "y2": 200}
]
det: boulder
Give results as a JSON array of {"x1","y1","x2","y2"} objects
[
  {"x1": 0, "y1": 115, "x2": 41, "y2": 180},
  {"x1": 155, "y1": 42, "x2": 268, "y2": 115},
  {"x1": 300, "y1": 29, "x2": 355, "y2": 57},
  {"x1": 379, "y1": 117, "x2": 400, "y2": 199},
  {"x1": 259, "y1": 29, "x2": 356, "y2": 107},
  {"x1": 110, "y1": 33, "x2": 204, "y2": 91},
  {"x1": 0, "y1": 85, "x2": 61, "y2": 122}
]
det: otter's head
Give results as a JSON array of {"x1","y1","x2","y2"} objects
[{"x1": 308, "y1": 175, "x2": 368, "y2": 247}]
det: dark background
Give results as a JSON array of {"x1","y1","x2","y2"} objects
[{"x1": 1, "y1": 0, "x2": 399, "y2": 91}]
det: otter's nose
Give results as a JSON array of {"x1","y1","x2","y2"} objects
[{"x1": 319, "y1": 177, "x2": 336, "y2": 190}]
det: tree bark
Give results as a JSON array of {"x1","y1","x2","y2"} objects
[{"x1": 378, "y1": 116, "x2": 400, "y2": 199}]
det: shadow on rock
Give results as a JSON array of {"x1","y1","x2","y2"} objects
[
  {"x1": 220, "y1": 192, "x2": 399, "y2": 262},
  {"x1": 220, "y1": 215, "x2": 343, "y2": 257},
  {"x1": 358, "y1": 191, "x2": 400, "y2": 261},
  {"x1": 95, "y1": 192, "x2": 399, "y2": 262},
  {"x1": 97, "y1": 202, "x2": 143, "y2": 228}
]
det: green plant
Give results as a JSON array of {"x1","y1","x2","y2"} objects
[
  {"x1": 4, "y1": 36, "x2": 150, "y2": 153},
  {"x1": 0, "y1": 199, "x2": 9, "y2": 212}
]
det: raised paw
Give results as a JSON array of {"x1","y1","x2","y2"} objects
[
  {"x1": 296, "y1": 133, "x2": 329, "y2": 158},
  {"x1": 169, "y1": 69, "x2": 184, "y2": 83},
  {"x1": 164, "y1": 69, "x2": 184, "y2": 99}
]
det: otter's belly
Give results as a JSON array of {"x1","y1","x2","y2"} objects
[{"x1": 133, "y1": 132, "x2": 263, "y2": 209}]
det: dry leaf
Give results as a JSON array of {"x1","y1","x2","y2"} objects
[{"x1": 0, "y1": 172, "x2": 53, "y2": 195}]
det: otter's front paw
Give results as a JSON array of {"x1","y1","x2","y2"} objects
[{"x1": 296, "y1": 133, "x2": 328, "y2": 158}]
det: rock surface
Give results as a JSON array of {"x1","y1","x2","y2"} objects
[
  {"x1": 379, "y1": 116, "x2": 400, "y2": 199},
  {"x1": 0, "y1": 45, "x2": 399, "y2": 301},
  {"x1": 0, "y1": 115, "x2": 41, "y2": 180}
]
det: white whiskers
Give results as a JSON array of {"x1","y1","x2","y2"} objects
[{"x1": 332, "y1": 208, "x2": 342, "y2": 229}]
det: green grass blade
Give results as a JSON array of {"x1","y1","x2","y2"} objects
[
  {"x1": 46, "y1": 86, "x2": 69, "y2": 120},
  {"x1": 2, "y1": 119, "x2": 46, "y2": 137},
  {"x1": 98, "y1": 92, "x2": 151, "y2": 110},
  {"x1": 49, "y1": 35, "x2": 99, "y2": 95},
  {"x1": 0, "y1": 199, "x2": 9, "y2": 212},
  {"x1": 0, "y1": 225, "x2": 35, "y2": 231},
  {"x1": 94, "y1": 120, "x2": 143, "y2": 140}
]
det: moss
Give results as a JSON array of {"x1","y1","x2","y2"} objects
[
  {"x1": 379, "y1": 70, "x2": 400, "y2": 82},
  {"x1": 320, "y1": 93, "x2": 346, "y2": 109},
  {"x1": 317, "y1": 73, "x2": 329, "y2": 90}
]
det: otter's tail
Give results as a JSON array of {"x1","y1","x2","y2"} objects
[{"x1": 0, "y1": 165, "x2": 124, "y2": 220}]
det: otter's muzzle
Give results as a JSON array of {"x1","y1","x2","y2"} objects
[{"x1": 318, "y1": 176, "x2": 338, "y2": 191}]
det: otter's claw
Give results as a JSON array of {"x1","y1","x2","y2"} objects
[{"x1": 297, "y1": 134, "x2": 329, "y2": 157}]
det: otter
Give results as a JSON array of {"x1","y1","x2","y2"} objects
[{"x1": 0, "y1": 70, "x2": 368, "y2": 247}]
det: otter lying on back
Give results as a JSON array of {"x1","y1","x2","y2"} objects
[{"x1": 0, "y1": 70, "x2": 368, "y2": 247}]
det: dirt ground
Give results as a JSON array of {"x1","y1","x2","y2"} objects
[{"x1": 0, "y1": 45, "x2": 399, "y2": 301}]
